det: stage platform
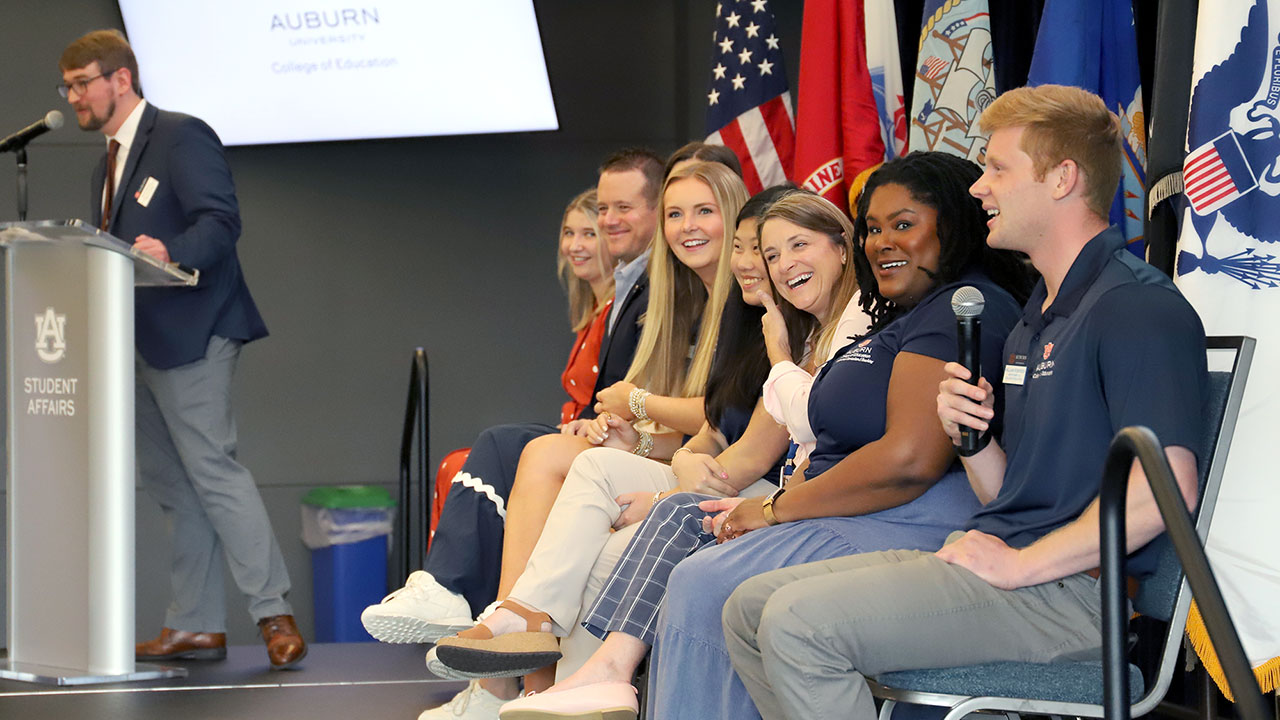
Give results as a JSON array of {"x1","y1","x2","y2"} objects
[{"x1": 0, "y1": 642, "x2": 467, "y2": 720}]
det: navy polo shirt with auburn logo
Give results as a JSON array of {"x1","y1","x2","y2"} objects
[
  {"x1": 805, "y1": 269, "x2": 1021, "y2": 480},
  {"x1": 966, "y1": 227, "x2": 1208, "y2": 578}
]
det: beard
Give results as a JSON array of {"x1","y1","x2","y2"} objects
[{"x1": 77, "y1": 96, "x2": 115, "y2": 132}]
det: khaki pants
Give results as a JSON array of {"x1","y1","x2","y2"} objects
[{"x1": 722, "y1": 533, "x2": 1107, "y2": 720}]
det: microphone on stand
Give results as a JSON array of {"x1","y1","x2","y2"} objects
[
  {"x1": 0, "y1": 111, "x2": 64, "y2": 153},
  {"x1": 951, "y1": 286, "x2": 985, "y2": 456}
]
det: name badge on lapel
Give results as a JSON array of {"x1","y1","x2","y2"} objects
[{"x1": 135, "y1": 176, "x2": 159, "y2": 207}]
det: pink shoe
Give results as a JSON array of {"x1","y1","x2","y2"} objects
[{"x1": 498, "y1": 681, "x2": 638, "y2": 720}]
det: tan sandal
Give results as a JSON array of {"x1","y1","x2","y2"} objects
[{"x1": 430, "y1": 600, "x2": 561, "y2": 678}]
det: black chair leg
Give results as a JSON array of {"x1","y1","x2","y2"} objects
[{"x1": 1198, "y1": 665, "x2": 1218, "y2": 720}]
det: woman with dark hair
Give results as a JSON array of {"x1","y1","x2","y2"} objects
[
  {"x1": 497, "y1": 152, "x2": 1032, "y2": 720},
  {"x1": 849, "y1": 152, "x2": 1033, "y2": 333}
]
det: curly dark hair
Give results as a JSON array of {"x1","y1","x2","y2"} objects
[{"x1": 851, "y1": 152, "x2": 1033, "y2": 333}]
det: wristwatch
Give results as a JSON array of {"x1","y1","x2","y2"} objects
[{"x1": 761, "y1": 485, "x2": 786, "y2": 526}]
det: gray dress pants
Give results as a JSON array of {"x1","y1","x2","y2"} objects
[
  {"x1": 136, "y1": 336, "x2": 291, "y2": 632},
  {"x1": 722, "y1": 534, "x2": 1107, "y2": 720}
]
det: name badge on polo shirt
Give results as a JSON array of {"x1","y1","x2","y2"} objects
[
  {"x1": 1003, "y1": 352, "x2": 1027, "y2": 385},
  {"x1": 135, "y1": 176, "x2": 159, "y2": 207}
]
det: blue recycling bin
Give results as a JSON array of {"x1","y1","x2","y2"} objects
[{"x1": 302, "y1": 486, "x2": 396, "y2": 642}]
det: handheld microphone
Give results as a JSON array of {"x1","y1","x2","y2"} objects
[
  {"x1": 0, "y1": 111, "x2": 64, "y2": 153},
  {"x1": 951, "y1": 286, "x2": 985, "y2": 456}
]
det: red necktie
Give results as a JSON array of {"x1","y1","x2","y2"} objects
[{"x1": 101, "y1": 139, "x2": 121, "y2": 231}]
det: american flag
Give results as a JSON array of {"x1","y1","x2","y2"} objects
[
  {"x1": 921, "y1": 56, "x2": 949, "y2": 80},
  {"x1": 1184, "y1": 131, "x2": 1257, "y2": 215},
  {"x1": 705, "y1": 0, "x2": 795, "y2": 194}
]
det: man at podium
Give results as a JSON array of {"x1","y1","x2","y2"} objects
[{"x1": 58, "y1": 29, "x2": 306, "y2": 670}]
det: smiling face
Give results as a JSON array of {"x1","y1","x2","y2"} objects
[
  {"x1": 560, "y1": 208, "x2": 606, "y2": 285},
  {"x1": 970, "y1": 126, "x2": 1052, "y2": 253},
  {"x1": 862, "y1": 183, "x2": 942, "y2": 308},
  {"x1": 597, "y1": 169, "x2": 658, "y2": 263},
  {"x1": 662, "y1": 176, "x2": 725, "y2": 286},
  {"x1": 731, "y1": 217, "x2": 766, "y2": 306},
  {"x1": 760, "y1": 217, "x2": 846, "y2": 318}
]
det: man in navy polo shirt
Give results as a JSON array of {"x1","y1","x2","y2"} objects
[{"x1": 721, "y1": 84, "x2": 1208, "y2": 720}]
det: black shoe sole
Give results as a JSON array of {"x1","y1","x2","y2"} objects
[{"x1": 433, "y1": 645, "x2": 561, "y2": 677}]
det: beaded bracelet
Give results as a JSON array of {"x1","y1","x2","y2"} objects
[
  {"x1": 628, "y1": 387, "x2": 652, "y2": 422},
  {"x1": 632, "y1": 429, "x2": 654, "y2": 458}
]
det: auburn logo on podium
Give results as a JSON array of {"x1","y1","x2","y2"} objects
[{"x1": 35, "y1": 307, "x2": 67, "y2": 364}]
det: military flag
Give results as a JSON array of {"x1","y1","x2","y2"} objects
[
  {"x1": 907, "y1": 0, "x2": 997, "y2": 164},
  {"x1": 1026, "y1": 0, "x2": 1147, "y2": 255},
  {"x1": 866, "y1": 0, "x2": 907, "y2": 165},
  {"x1": 791, "y1": 0, "x2": 885, "y2": 211},
  {"x1": 1175, "y1": 0, "x2": 1280, "y2": 697}
]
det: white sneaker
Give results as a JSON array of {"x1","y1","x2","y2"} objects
[
  {"x1": 418, "y1": 680, "x2": 508, "y2": 719},
  {"x1": 361, "y1": 570, "x2": 472, "y2": 643}
]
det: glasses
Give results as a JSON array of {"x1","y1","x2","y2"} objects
[{"x1": 56, "y1": 69, "x2": 117, "y2": 99}]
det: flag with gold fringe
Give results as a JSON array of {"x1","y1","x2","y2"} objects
[{"x1": 1175, "y1": 0, "x2": 1280, "y2": 699}]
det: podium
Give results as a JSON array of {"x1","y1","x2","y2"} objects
[{"x1": 0, "y1": 220, "x2": 197, "y2": 685}]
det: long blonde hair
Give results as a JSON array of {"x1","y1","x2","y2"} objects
[
  {"x1": 557, "y1": 189, "x2": 613, "y2": 332},
  {"x1": 624, "y1": 162, "x2": 748, "y2": 398},
  {"x1": 759, "y1": 192, "x2": 860, "y2": 363}
]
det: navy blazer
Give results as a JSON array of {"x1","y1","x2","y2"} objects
[
  {"x1": 577, "y1": 273, "x2": 648, "y2": 421},
  {"x1": 91, "y1": 103, "x2": 267, "y2": 369}
]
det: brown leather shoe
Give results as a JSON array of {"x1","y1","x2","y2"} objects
[
  {"x1": 258, "y1": 614, "x2": 307, "y2": 670},
  {"x1": 136, "y1": 627, "x2": 227, "y2": 661}
]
